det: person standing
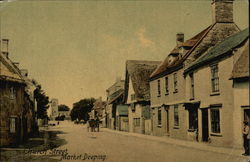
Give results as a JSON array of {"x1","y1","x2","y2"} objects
[{"x1": 243, "y1": 121, "x2": 250, "y2": 156}]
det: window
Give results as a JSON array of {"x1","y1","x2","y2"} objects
[
  {"x1": 174, "y1": 105, "x2": 179, "y2": 126},
  {"x1": 188, "y1": 109, "x2": 198, "y2": 130},
  {"x1": 165, "y1": 77, "x2": 169, "y2": 95},
  {"x1": 211, "y1": 64, "x2": 219, "y2": 93},
  {"x1": 158, "y1": 108, "x2": 162, "y2": 125},
  {"x1": 173, "y1": 73, "x2": 178, "y2": 93},
  {"x1": 133, "y1": 118, "x2": 140, "y2": 127},
  {"x1": 190, "y1": 73, "x2": 194, "y2": 99},
  {"x1": 10, "y1": 117, "x2": 16, "y2": 133},
  {"x1": 10, "y1": 87, "x2": 16, "y2": 100},
  {"x1": 157, "y1": 80, "x2": 161, "y2": 97},
  {"x1": 211, "y1": 109, "x2": 220, "y2": 133}
]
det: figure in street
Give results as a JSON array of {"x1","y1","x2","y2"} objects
[
  {"x1": 242, "y1": 121, "x2": 250, "y2": 156},
  {"x1": 95, "y1": 117, "x2": 100, "y2": 132}
]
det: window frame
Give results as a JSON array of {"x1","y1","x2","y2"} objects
[
  {"x1": 173, "y1": 73, "x2": 178, "y2": 93},
  {"x1": 210, "y1": 64, "x2": 219, "y2": 93},
  {"x1": 157, "y1": 80, "x2": 161, "y2": 97},
  {"x1": 174, "y1": 105, "x2": 179, "y2": 127},
  {"x1": 190, "y1": 73, "x2": 195, "y2": 100},
  {"x1": 210, "y1": 108, "x2": 221, "y2": 134},
  {"x1": 9, "y1": 117, "x2": 17, "y2": 133},
  {"x1": 165, "y1": 77, "x2": 169, "y2": 95},
  {"x1": 158, "y1": 108, "x2": 162, "y2": 126},
  {"x1": 188, "y1": 109, "x2": 198, "y2": 130}
]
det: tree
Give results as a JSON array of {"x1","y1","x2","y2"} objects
[
  {"x1": 58, "y1": 104, "x2": 70, "y2": 111},
  {"x1": 32, "y1": 80, "x2": 50, "y2": 119},
  {"x1": 70, "y1": 98, "x2": 96, "y2": 121}
]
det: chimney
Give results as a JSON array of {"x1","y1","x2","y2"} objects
[
  {"x1": 176, "y1": 33, "x2": 184, "y2": 46},
  {"x1": 1, "y1": 39, "x2": 9, "y2": 58},
  {"x1": 212, "y1": 0, "x2": 234, "y2": 23},
  {"x1": 21, "y1": 69, "x2": 28, "y2": 77}
]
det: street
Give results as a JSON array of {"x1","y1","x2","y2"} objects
[{"x1": 48, "y1": 121, "x2": 250, "y2": 162}]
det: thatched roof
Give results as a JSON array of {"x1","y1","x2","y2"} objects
[
  {"x1": 124, "y1": 60, "x2": 161, "y2": 102},
  {"x1": 231, "y1": 41, "x2": 249, "y2": 79},
  {"x1": 184, "y1": 28, "x2": 249, "y2": 75}
]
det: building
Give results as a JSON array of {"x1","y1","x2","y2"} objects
[
  {"x1": 92, "y1": 97, "x2": 106, "y2": 124},
  {"x1": 184, "y1": 28, "x2": 248, "y2": 148},
  {"x1": 50, "y1": 98, "x2": 59, "y2": 120},
  {"x1": 105, "y1": 78, "x2": 125, "y2": 129},
  {"x1": 150, "y1": 0, "x2": 240, "y2": 144},
  {"x1": 231, "y1": 36, "x2": 249, "y2": 148},
  {"x1": 0, "y1": 39, "x2": 36, "y2": 146},
  {"x1": 124, "y1": 60, "x2": 160, "y2": 134},
  {"x1": 116, "y1": 105, "x2": 129, "y2": 132}
]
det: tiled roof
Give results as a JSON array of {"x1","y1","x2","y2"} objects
[
  {"x1": 231, "y1": 40, "x2": 249, "y2": 79},
  {"x1": 184, "y1": 28, "x2": 249, "y2": 74},
  {"x1": 150, "y1": 25, "x2": 212, "y2": 79},
  {"x1": 125, "y1": 60, "x2": 161, "y2": 102}
]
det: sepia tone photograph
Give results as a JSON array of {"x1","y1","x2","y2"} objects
[{"x1": 0, "y1": 0, "x2": 249, "y2": 161}]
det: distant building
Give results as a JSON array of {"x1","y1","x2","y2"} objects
[
  {"x1": 124, "y1": 60, "x2": 160, "y2": 134},
  {"x1": 116, "y1": 105, "x2": 129, "y2": 132},
  {"x1": 105, "y1": 78, "x2": 125, "y2": 129},
  {"x1": 50, "y1": 98, "x2": 59, "y2": 120}
]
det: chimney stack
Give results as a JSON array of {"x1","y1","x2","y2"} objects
[
  {"x1": 176, "y1": 33, "x2": 184, "y2": 46},
  {"x1": 1, "y1": 39, "x2": 9, "y2": 58},
  {"x1": 212, "y1": 0, "x2": 234, "y2": 23}
]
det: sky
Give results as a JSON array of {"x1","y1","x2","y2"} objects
[{"x1": 0, "y1": 0, "x2": 248, "y2": 108}]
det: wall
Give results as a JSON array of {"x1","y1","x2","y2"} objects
[
  {"x1": 193, "y1": 56, "x2": 235, "y2": 147},
  {"x1": 233, "y1": 81, "x2": 249, "y2": 148},
  {"x1": 150, "y1": 69, "x2": 186, "y2": 137},
  {"x1": 128, "y1": 104, "x2": 142, "y2": 133},
  {"x1": 0, "y1": 81, "x2": 25, "y2": 146}
]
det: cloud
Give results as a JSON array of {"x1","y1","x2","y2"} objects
[{"x1": 135, "y1": 27, "x2": 155, "y2": 48}]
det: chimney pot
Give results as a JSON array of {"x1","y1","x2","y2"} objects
[{"x1": 176, "y1": 33, "x2": 184, "y2": 46}]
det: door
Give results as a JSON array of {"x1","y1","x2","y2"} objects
[
  {"x1": 244, "y1": 109, "x2": 250, "y2": 127},
  {"x1": 166, "y1": 110, "x2": 169, "y2": 135},
  {"x1": 202, "y1": 109, "x2": 209, "y2": 142}
]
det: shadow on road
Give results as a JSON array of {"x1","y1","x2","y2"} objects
[{"x1": 0, "y1": 129, "x2": 67, "y2": 162}]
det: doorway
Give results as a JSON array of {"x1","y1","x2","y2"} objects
[
  {"x1": 202, "y1": 109, "x2": 209, "y2": 142},
  {"x1": 166, "y1": 109, "x2": 169, "y2": 135},
  {"x1": 244, "y1": 109, "x2": 250, "y2": 124}
]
